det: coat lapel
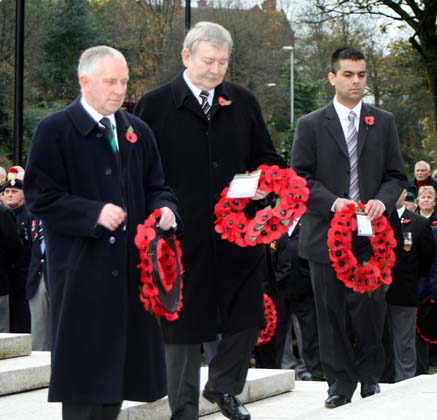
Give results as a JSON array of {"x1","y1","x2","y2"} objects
[
  {"x1": 115, "y1": 109, "x2": 131, "y2": 163},
  {"x1": 66, "y1": 97, "x2": 98, "y2": 138},
  {"x1": 357, "y1": 103, "x2": 372, "y2": 158},
  {"x1": 324, "y1": 102, "x2": 348, "y2": 158},
  {"x1": 210, "y1": 83, "x2": 232, "y2": 119},
  {"x1": 171, "y1": 73, "x2": 208, "y2": 121}
]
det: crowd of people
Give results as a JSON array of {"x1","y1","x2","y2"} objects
[{"x1": 1, "y1": 20, "x2": 437, "y2": 420}]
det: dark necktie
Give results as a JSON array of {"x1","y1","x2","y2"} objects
[
  {"x1": 347, "y1": 111, "x2": 359, "y2": 202},
  {"x1": 100, "y1": 117, "x2": 117, "y2": 153},
  {"x1": 199, "y1": 91, "x2": 211, "y2": 120}
]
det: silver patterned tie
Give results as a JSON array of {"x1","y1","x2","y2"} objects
[
  {"x1": 199, "y1": 91, "x2": 211, "y2": 120},
  {"x1": 347, "y1": 111, "x2": 359, "y2": 202}
]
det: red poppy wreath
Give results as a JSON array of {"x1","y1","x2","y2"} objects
[
  {"x1": 214, "y1": 165, "x2": 309, "y2": 247},
  {"x1": 327, "y1": 203, "x2": 397, "y2": 293},
  {"x1": 135, "y1": 209, "x2": 184, "y2": 321},
  {"x1": 257, "y1": 293, "x2": 278, "y2": 346}
]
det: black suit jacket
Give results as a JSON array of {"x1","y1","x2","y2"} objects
[
  {"x1": 386, "y1": 209, "x2": 436, "y2": 306},
  {"x1": 291, "y1": 101, "x2": 407, "y2": 263}
]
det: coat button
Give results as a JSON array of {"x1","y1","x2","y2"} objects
[
  {"x1": 105, "y1": 168, "x2": 112, "y2": 175},
  {"x1": 40, "y1": 258, "x2": 45, "y2": 263},
  {"x1": 212, "y1": 161, "x2": 219, "y2": 168},
  {"x1": 109, "y1": 236, "x2": 116, "y2": 244},
  {"x1": 112, "y1": 270, "x2": 119, "y2": 277},
  {"x1": 96, "y1": 133, "x2": 103, "y2": 138}
]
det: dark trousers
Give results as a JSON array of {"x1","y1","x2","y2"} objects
[
  {"x1": 62, "y1": 403, "x2": 122, "y2": 420},
  {"x1": 288, "y1": 297, "x2": 323, "y2": 378},
  {"x1": 309, "y1": 261, "x2": 386, "y2": 399},
  {"x1": 416, "y1": 332, "x2": 430, "y2": 375},
  {"x1": 9, "y1": 293, "x2": 31, "y2": 333},
  {"x1": 165, "y1": 328, "x2": 258, "y2": 420}
]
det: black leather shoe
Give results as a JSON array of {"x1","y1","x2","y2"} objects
[
  {"x1": 325, "y1": 395, "x2": 351, "y2": 409},
  {"x1": 360, "y1": 383, "x2": 381, "y2": 398},
  {"x1": 203, "y1": 390, "x2": 250, "y2": 420}
]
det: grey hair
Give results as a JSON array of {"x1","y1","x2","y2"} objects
[
  {"x1": 415, "y1": 160, "x2": 431, "y2": 172},
  {"x1": 78, "y1": 45, "x2": 126, "y2": 78},
  {"x1": 183, "y1": 21, "x2": 233, "y2": 55}
]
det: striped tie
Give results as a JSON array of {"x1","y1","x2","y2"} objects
[
  {"x1": 347, "y1": 111, "x2": 359, "y2": 202},
  {"x1": 199, "y1": 91, "x2": 211, "y2": 120}
]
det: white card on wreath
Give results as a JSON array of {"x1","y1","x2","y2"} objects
[
  {"x1": 226, "y1": 170, "x2": 261, "y2": 199},
  {"x1": 356, "y1": 214, "x2": 374, "y2": 236}
]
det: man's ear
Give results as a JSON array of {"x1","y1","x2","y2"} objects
[
  {"x1": 79, "y1": 75, "x2": 90, "y2": 92},
  {"x1": 181, "y1": 48, "x2": 190, "y2": 68},
  {"x1": 328, "y1": 72, "x2": 336, "y2": 87}
]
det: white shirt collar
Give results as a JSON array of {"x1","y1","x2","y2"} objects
[
  {"x1": 288, "y1": 217, "x2": 300, "y2": 236},
  {"x1": 397, "y1": 205, "x2": 406, "y2": 219},
  {"x1": 80, "y1": 96, "x2": 116, "y2": 127},
  {"x1": 183, "y1": 71, "x2": 214, "y2": 105},
  {"x1": 333, "y1": 96, "x2": 362, "y2": 125}
]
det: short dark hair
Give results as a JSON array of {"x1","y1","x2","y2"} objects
[{"x1": 331, "y1": 47, "x2": 366, "y2": 73}]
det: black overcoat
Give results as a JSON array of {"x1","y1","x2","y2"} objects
[
  {"x1": 134, "y1": 74, "x2": 280, "y2": 343},
  {"x1": 0, "y1": 205, "x2": 22, "y2": 296},
  {"x1": 24, "y1": 98, "x2": 178, "y2": 403}
]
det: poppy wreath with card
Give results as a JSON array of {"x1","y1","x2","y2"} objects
[
  {"x1": 327, "y1": 202, "x2": 397, "y2": 293},
  {"x1": 256, "y1": 293, "x2": 278, "y2": 346},
  {"x1": 214, "y1": 165, "x2": 309, "y2": 247},
  {"x1": 135, "y1": 208, "x2": 184, "y2": 321}
]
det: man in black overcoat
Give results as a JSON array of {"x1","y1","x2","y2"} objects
[
  {"x1": 0, "y1": 203, "x2": 23, "y2": 332},
  {"x1": 291, "y1": 47, "x2": 406, "y2": 408},
  {"x1": 24, "y1": 46, "x2": 179, "y2": 420},
  {"x1": 2, "y1": 178, "x2": 32, "y2": 333},
  {"x1": 134, "y1": 21, "x2": 280, "y2": 420}
]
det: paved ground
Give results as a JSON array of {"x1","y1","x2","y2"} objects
[{"x1": 202, "y1": 374, "x2": 437, "y2": 420}]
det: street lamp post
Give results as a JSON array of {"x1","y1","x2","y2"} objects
[{"x1": 282, "y1": 46, "x2": 294, "y2": 127}]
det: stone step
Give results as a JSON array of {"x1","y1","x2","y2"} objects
[
  {"x1": 202, "y1": 374, "x2": 437, "y2": 420},
  {"x1": 0, "y1": 351, "x2": 50, "y2": 396},
  {"x1": 0, "y1": 367, "x2": 294, "y2": 420},
  {"x1": 0, "y1": 334, "x2": 32, "y2": 360}
]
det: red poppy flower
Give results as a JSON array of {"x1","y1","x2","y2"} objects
[
  {"x1": 328, "y1": 203, "x2": 396, "y2": 293},
  {"x1": 214, "y1": 165, "x2": 309, "y2": 247},
  {"x1": 135, "y1": 210, "x2": 184, "y2": 321},
  {"x1": 218, "y1": 96, "x2": 232, "y2": 106},
  {"x1": 125, "y1": 125, "x2": 138, "y2": 143},
  {"x1": 364, "y1": 116, "x2": 375, "y2": 126},
  {"x1": 257, "y1": 294, "x2": 277, "y2": 346}
]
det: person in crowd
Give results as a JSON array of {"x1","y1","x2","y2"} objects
[
  {"x1": 405, "y1": 191, "x2": 418, "y2": 213},
  {"x1": 2, "y1": 177, "x2": 32, "y2": 333},
  {"x1": 260, "y1": 220, "x2": 323, "y2": 381},
  {"x1": 431, "y1": 169, "x2": 437, "y2": 181},
  {"x1": 385, "y1": 189, "x2": 435, "y2": 382},
  {"x1": 291, "y1": 46, "x2": 406, "y2": 408},
  {"x1": 24, "y1": 45, "x2": 179, "y2": 420},
  {"x1": 26, "y1": 217, "x2": 51, "y2": 351},
  {"x1": 415, "y1": 185, "x2": 437, "y2": 375},
  {"x1": 134, "y1": 21, "x2": 280, "y2": 420},
  {"x1": 0, "y1": 167, "x2": 6, "y2": 184},
  {"x1": 416, "y1": 185, "x2": 437, "y2": 222},
  {"x1": 0, "y1": 167, "x2": 6, "y2": 205},
  {"x1": 407, "y1": 161, "x2": 437, "y2": 198},
  {"x1": 0, "y1": 203, "x2": 23, "y2": 332}
]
